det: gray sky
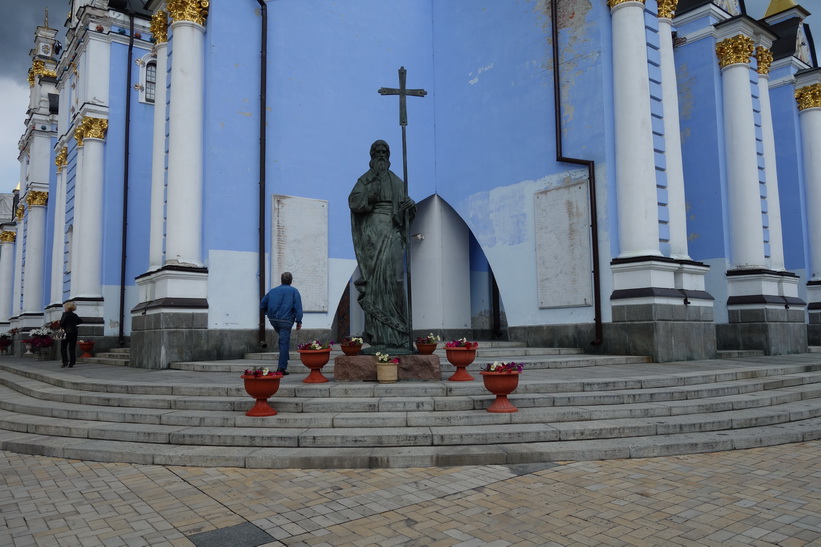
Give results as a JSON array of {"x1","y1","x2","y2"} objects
[{"x1": 0, "y1": 0, "x2": 819, "y2": 193}]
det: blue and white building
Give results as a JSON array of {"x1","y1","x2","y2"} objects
[{"x1": 5, "y1": 0, "x2": 820, "y2": 368}]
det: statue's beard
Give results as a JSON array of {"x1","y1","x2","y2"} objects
[{"x1": 372, "y1": 157, "x2": 390, "y2": 174}]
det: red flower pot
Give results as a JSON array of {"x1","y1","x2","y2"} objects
[
  {"x1": 340, "y1": 344, "x2": 362, "y2": 356},
  {"x1": 480, "y1": 371, "x2": 521, "y2": 413},
  {"x1": 78, "y1": 341, "x2": 94, "y2": 358},
  {"x1": 298, "y1": 349, "x2": 331, "y2": 383},
  {"x1": 241, "y1": 374, "x2": 283, "y2": 416},
  {"x1": 415, "y1": 342, "x2": 437, "y2": 355},
  {"x1": 444, "y1": 347, "x2": 476, "y2": 381}
]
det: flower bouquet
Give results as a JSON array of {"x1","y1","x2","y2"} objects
[
  {"x1": 242, "y1": 366, "x2": 281, "y2": 378},
  {"x1": 415, "y1": 333, "x2": 440, "y2": 355},
  {"x1": 297, "y1": 340, "x2": 333, "y2": 351},
  {"x1": 482, "y1": 361, "x2": 524, "y2": 373}
]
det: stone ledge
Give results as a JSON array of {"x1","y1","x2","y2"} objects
[{"x1": 334, "y1": 355, "x2": 442, "y2": 381}]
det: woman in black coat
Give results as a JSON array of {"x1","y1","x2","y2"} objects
[{"x1": 59, "y1": 302, "x2": 82, "y2": 368}]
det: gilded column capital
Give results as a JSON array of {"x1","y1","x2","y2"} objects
[
  {"x1": 16, "y1": 205, "x2": 25, "y2": 222},
  {"x1": 168, "y1": 0, "x2": 209, "y2": 26},
  {"x1": 795, "y1": 83, "x2": 821, "y2": 111},
  {"x1": 26, "y1": 191, "x2": 49, "y2": 207},
  {"x1": 74, "y1": 116, "x2": 108, "y2": 147},
  {"x1": 55, "y1": 146, "x2": 68, "y2": 173},
  {"x1": 754, "y1": 46, "x2": 773, "y2": 75},
  {"x1": 0, "y1": 231, "x2": 16, "y2": 244},
  {"x1": 27, "y1": 59, "x2": 57, "y2": 87},
  {"x1": 715, "y1": 35, "x2": 754, "y2": 69},
  {"x1": 657, "y1": 0, "x2": 678, "y2": 18},
  {"x1": 150, "y1": 10, "x2": 168, "y2": 43}
]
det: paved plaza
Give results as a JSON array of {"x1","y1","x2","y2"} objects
[{"x1": 1, "y1": 440, "x2": 820, "y2": 546}]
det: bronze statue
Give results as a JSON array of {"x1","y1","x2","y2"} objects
[{"x1": 349, "y1": 140, "x2": 416, "y2": 350}]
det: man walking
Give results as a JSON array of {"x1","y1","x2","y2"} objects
[{"x1": 260, "y1": 272, "x2": 303, "y2": 374}]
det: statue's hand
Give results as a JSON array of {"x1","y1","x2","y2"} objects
[{"x1": 399, "y1": 198, "x2": 416, "y2": 213}]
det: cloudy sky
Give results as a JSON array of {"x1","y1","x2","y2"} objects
[{"x1": 0, "y1": 0, "x2": 818, "y2": 194}]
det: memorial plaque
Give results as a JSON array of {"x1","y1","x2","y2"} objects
[
  {"x1": 271, "y1": 195, "x2": 328, "y2": 312},
  {"x1": 535, "y1": 179, "x2": 593, "y2": 308}
]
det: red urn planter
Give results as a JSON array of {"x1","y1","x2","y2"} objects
[
  {"x1": 340, "y1": 344, "x2": 362, "y2": 356},
  {"x1": 444, "y1": 347, "x2": 477, "y2": 381},
  {"x1": 480, "y1": 371, "x2": 521, "y2": 413},
  {"x1": 298, "y1": 349, "x2": 332, "y2": 383},
  {"x1": 415, "y1": 342, "x2": 437, "y2": 355},
  {"x1": 78, "y1": 341, "x2": 95, "y2": 358},
  {"x1": 241, "y1": 374, "x2": 283, "y2": 416}
]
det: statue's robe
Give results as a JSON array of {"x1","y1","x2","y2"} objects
[{"x1": 349, "y1": 168, "x2": 415, "y2": 348}]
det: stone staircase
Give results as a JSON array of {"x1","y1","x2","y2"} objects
[
  {"x1": 81, "y1": 347, "x2": 131, "y2": 366},
  {"x1": 0, "y1": 343, "x2": 819, "y2": 469}
]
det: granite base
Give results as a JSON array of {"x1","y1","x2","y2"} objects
[{"x1": 334, "y1": 355, "x2": 442, "y2": 381}]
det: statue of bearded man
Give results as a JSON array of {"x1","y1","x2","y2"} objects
[{"x1": 348, "y1": 140, "x2": 416, "y2": 351}]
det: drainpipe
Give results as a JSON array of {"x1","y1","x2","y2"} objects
[
  {"x1": 255, "y1": 0, "x2": 268, "y2": 348},
  {"x1": 550, "y1": 0, "x2": 603, "y2": 346},
  {"x1": 118, "y1": 10, "x2": 135, "y2": 347}
]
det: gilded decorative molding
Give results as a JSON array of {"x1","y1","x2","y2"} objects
[
  {"x1": 74, "y1": 116, "x2": 108, "y2": 147},
  {"x1": 150, "y1": 10, "x2": 168, "y2": 43},
  {"x1": 754, "y1": 46, "x2": 773, "y2": 75},
  {"x1": 657, "y1": 0, "x2": 678, "y2": 18},
  {"x1": 26, "y1": 191, "x2": 48, "y2": 207},
  {"x1": 16, "y1": 205, "x2": 24, "y2": 222},
  {"x1": 167, "y1": 0, "x2": 209, "y2": 26},
  {"x1": 55, "y1": 146, "x2": 68, "y2": 173},
  {"x1": 795, "y1": 83, "x2": 821, "y2": 111},
  {"x1": 0, "y1": 231, "x2": 16, "y2": 244},
  {"x1": 27, "y1": 59, "x2": 57, "y2": 87},
  {"x1": 715, "y1": 35, "x2": 754, "y2": 69}
]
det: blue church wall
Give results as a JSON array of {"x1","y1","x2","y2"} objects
[
  {"x1": 770, "y1": 79, "x2": 808, "y2": 274},
  {"x1": 429, "y1": 1, "x2": 610, "y2": 326},
  {"x1": 43, "y1": 135, "x2": 58, "y2": 306},
  {"x1": 63, "y1": 141, "x2": 77, "y2": 301},
  {"x1": 676, "y1": 37, "x2": 729, "y2": 262},
  {"x1": 103, "y1": 41, "x2": 154, "y2": 290},
  {"x1": 264, "y1": 1, "x2": 436, "y2": 262}
]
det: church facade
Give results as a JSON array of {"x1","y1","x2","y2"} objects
[{"x1": 5, "y1": 0, "x2": 820, "y2": 368}]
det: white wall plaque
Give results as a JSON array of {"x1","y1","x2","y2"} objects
[
  {"x1": 271, "y1": 195, "x2": 328, "y2": 312},
  {"x1": 535, "y1": 180, "x2": 593, "y2": 308}
]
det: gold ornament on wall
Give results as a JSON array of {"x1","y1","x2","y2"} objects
[
  {"x1": 150, "y1": 10, "x2": 169, "y2": 43},
  {"x1": 0, "y1": 231, "x2": 16, "y2": 244},
  {"x1": 168, "y1": 0, "x2": 209, "y2": 26},
  {"x1": 715, "y1": 35, "x2": 754, "y2": 69},
  {"x1": 55, "y1": 146, "x2": 68, "y2": 173},
  {"x1": 16, "y1": 205, "x2": 25, "y2": 221},
  {"x1": 607, "y1": 0, "x2": 645, "y2": 8},
  {"x1": 754, "y1": 46, "x2": 773, "y2": 75},
  {"x1": 795, "y1": 83, "x2": 821, "y2": 111},
  {"x1": 657, "y1": 0, "x2": 678, "y2": 18},
  {"x1": 27, "y1": 59, "x2": 57, "y2": 87},
  {"x1": 74, "y1": 116, "x2": 108, "y2": 147},
  {"x1": 26, "y1": 191, "x2": 49, "y2": 207}
]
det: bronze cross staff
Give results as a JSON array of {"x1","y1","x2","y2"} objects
[{"x1": 378, "y1": 66, "x2": 427, "y2": 351}]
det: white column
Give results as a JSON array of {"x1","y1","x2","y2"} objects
[
  {"x1": 12, "y1": 208, "x2": 24, "y2": 317},
  {"x1": 796, "y1": 82, "x2": 821, "y2": 280},
  {"x1": 22, "y1": 192, "x2": 48, "y2": 314},
  {"x1": 0, "y1": 232, "x2": 16, "y2": 322},
  {"x1": 755, "y1": 47, "x2": 784, "y2": 271},
  {"x1": 610, "y1": 0, "x2": 661, "y2": 258},
  {"x1": 657, "y1": 10, "x2": 690, "y2": 260},
  {"x1": 75, "y1": 137, "x2": 105, "y2": 297},
  {"x1": 49, "y1": 149, "x2": 67, "y2": 305},
  {"x1": 165, "y1": 19, "x2": 205, "y2": 267},
  {"x1": 149, "y1": 41, "x2": 168, "y2": 270},
  {"x1": 716, "y1": 34, "x2": 765, "y2": 269},
  {"x1": 69, "y1": 146, "x2": 84, "y2": 288}
]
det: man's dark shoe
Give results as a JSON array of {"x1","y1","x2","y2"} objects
[{"x1": 277, "y1": 369, "x2": 289, "y2": 376}]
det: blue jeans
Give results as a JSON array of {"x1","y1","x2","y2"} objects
[{"x1": 270, "y1": 320, "x2": 293, "y2": 370}]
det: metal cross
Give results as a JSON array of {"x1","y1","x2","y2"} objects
[
  {"x1": 378, "y1": 66, "x2": 427, "y2": 127},
  {"x1": 378, "y1": 67, "x2": 427, "y2": 351}
]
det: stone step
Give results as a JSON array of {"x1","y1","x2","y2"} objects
[
  {"x1": 81, "y1": 356, "x2": 130, "y2": 366},
  {"x1": 171, "y1": 353, "x2": 651, "y2": 373},
  {"x1": 1, "y1": 416, "x2": 819, "y2": 468},
  {"x1": 717, "y1": 350, "x2": 767, "y2": 358}
]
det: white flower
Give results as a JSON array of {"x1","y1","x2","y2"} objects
[{"x1": 262, "y1": 367, "x2": 269, "y2": 375}]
